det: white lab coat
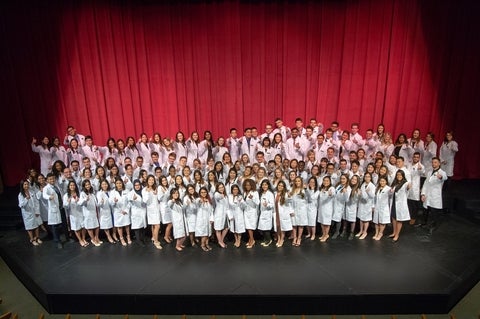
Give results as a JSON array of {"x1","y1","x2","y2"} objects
[
  {"x1": 273, "y1": 193, "x2": 293, "y2": 232},
  {"x1": 407, "y1": 162, "x2": 425, "y2": 200},
  {"x1": 344, "y1": 188, "x2": 360, "y2": 222},
  {"x1": 257, "y1": 191, "x2": 275, "y2": 231},
  {"x1": 109, "y1": 189, "x2": 131, "y2": 227},
  {"x1": 173, "y1": 141, "x2": 188, "y2": 161},
  {"x1": 96, "y1": 190, "x2": 113, "y2": 229},
  {"x1": 373, "y1": 186, "x2": 391, "y2": 224},
  {"x1": 226, "y1": 137, "x2": 241, "y2": 163},
  {"x1": 213, "y1": 192, "x2": 229, "y2": 231},
  {"x1": 128, "y1": 191, "x2": 147, "y2": 230},
  {"x1": 243, "y1": 191, "x2": 259, "y2": 230},
  {"x1": 358, "y1": 182, "x2": 375, "y2": 221},
  {"x1": 142, "y1": 188, "x2": 161, "y2": 225},
  {"x1": 439, "y1": 141, "x2": 458, "y2": 176},
  {"x1": 194, "y1": 199, "x2": 214, "y2": 236},
  {"x1": 183, "y1": 195, "x2": 197, "y2": 233},
  {"x1": 36, "y1": 189, "x2": 49, "y2": 222},
  {"x1": 240, "y1": 136, "x2": 258, "y2": 162},
  {"x1": 285, "y1": 137, "x2": 305, "y2": 161},
  {"x1": 78, "y1": 192, "x2": 99, "y2": 229},
  {"x1": 168, "y1": 200, "x2": 187, "y2": 239},
  {"x1": 317, "y1": 187, "x2": 335, "y2": 225},
  {"x1": 305, "y1": 189, "x2": 320, "y2": 226},
  {"x1": 422, "y1": 141, "x2": 437, "y2": 170},
  {"x1": 43, "y1": 184, "x2": 62, "y2": 225},
  {"x1": 186, "y1": 139, "x2": 199, "y2": 166},
  {"x1": 332, "y1": 185, "x2": 348, "y2": 222},
  {"x1": 390, "y1": 183, "x2": 410, "y2": 221},
  {"x1": 228, "y1": 194, "x2": 246, "y2": 233},
  {"x1": 158, "y1": 186, "x2": 172, "y2": 223},
  {"x1": 289, "y1": 190, "x2": 307, "y2": 226},
  {"x1": 63, "y1": 193, "x2": 83, "y2": 231},
  {"x1": 18, "y1": 191, "x2": 42, "y2": 230},
  {"x1": 421, "y1": 169, "x2": 447, "y2": 209},
  {"x1": 51, "y1": 146, "x2": 68, "y2": 166},
  {"x1": 32, "y1": 145, "x2": 52, "y2": 176}
]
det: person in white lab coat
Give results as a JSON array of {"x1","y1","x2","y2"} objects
[
  {"x1": 389, "y1": 170, "x2": 411, "y2": 242},
  {"x1": 407, "y1": 152, "x2": 425, "y2": 225},
  {"x1": 285, "y1": 128, "x2": 306, "y2": 161},
  {"x1": 62, "y1": 180, "x2": 85, "y2": 247},
  {"x1": 317, "y1": 176, "x2": 335, "y2": 242},
  {"x1": 331, "y1": 174, "x2": 349, "y2": 239},
  {"x1": 213, "y1": 183, "x2": 229, "y2": 248},
  {"x1": 198, "y1": 131, "x2": 215, "y2": 164},
  {"x1": 439, "y1": 131, "x2": 458, "y2": 213},
  {"x1": 31, "y1": 137, "x2": 52, "y2": 176},
  {"x1": 128, "y1": 180, "x2": 147, "y2": 246},
  {"x1": 195, "y1": 187, "x2": 214, "y2": 252},
  {"x1": 109, "y1": 178, "x2": 131, "y2": 247},
  {"x1": 96, "y1": 179, "x2": 117, "y2": 243},
  {"x1": 372, "y1": 176, "x2": 391, "y2": 241},
  {"x1": 357, "y1": 172, "x2": 375, "y2": 240},
  {"x1": 242, "y1": 179, "x2": 259, "y2": 248},
  {"x1": 228, "y1": 184, "x2": 245, "y2": 248},
  {"x1": 183, "y1": 184, "x2": 198, "y2": 247},
  {"x1": 43, "y1": 173, "x2": 69, "y2": 248},
  {"x1": 273, "y1": 180, "x2": 293, "y2": 247},
  {"x1": 18, "y1": 180, "x2": 43, "y2": 246},
  {"x1": 168, "y1": 188, "x2": 187, "y2": 251},
  {"x1": 421, "y1": 157, "x2": 448, "y2": 233},
  {"x1": 51, "y1": 137, "x2": 68, "y2": 167},
  {"x1": 422, "y1": 132, "x2": 437, "y2": 171},
  {"x1": 240, "y1": 128, "x2": 258, "y2": 162},
  {"x1": 78, "y1": 180, "x2": 102, "y2": 246},
  {"x1": 186, "y1": 131, "x2": 200, "y2": 166},
  {"x1": 143, "y1": 175, "x2": 162, "y2": 249},
  {"x1": 64, "y1": 125, "x2": 85, "y2": 147},
  {"x1": 305, "y1": 177, "x2": 320, "y2": 240},
  {"x1": 257, "y1": 180, "x2": 275, "y2": 246}
]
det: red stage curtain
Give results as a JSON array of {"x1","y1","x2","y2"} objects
[{"x1": 0, "y1": 0, "x2": 479, "y2": 186}]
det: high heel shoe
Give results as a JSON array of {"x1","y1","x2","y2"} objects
[
  {"x1": 35, "y1": 237, "x2": 43, "y2": 244},
  {"x1": 120, "y1": 237, "x2": 127, "y2": 246},
  {"x1": 30, "y1": 239, "x2": 39, "y2": 246},
  {"x1": 246, "y1": 240, "x2": 255, "y2": 249},
  {"x1": 201, "y1": 245, "x2": 209, "y2": 252},
  {"x1": 127, "y1": 236, "x2": 132, "y2": 245},
  {"x1": 153, "y1": 241, "x2": 163, "y2": 250},
  {"x1": 164, "y1": 237, "x2": 172, "y2": 244}
]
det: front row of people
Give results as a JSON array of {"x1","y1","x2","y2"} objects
[{"x1": 18, "y1": 158, "x2": 447, "y2": 250}]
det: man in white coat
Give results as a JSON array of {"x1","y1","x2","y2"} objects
[
  {"x1": 421, "y1": 157, "x2": 448, "y2": 234},
  {"x1": 43, "y1": 173, "x2": 70, "y2": 248},
  {"x1": 407, "y1": 152, "x2": 425, "y2": 225}
]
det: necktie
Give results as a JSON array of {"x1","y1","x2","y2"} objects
[{"x1": 53, "y1": 186, "x2": 63, "y2": 209}]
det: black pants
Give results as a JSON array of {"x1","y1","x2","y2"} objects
[
  {"x1": 407, "y1": 199, "x2": 422, "y2": 221},
  {"x1": 425, "y1": 206, "x2": 444, "y2": 232}
]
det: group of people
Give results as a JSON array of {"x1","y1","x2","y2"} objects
[{"x1": 20, "y1": 118, "x2": 458, "y2": 250}]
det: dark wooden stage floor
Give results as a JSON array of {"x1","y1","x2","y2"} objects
[{"x1": 1, "y1": 211, "x2": 480, "y2": 315}]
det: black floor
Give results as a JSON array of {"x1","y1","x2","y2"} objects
[{"x1": 1, "y1": 212, "x2": 480, "y2": 315}]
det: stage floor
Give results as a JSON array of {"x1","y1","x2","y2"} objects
[{"x1": 1, "y1": 214, "x2": 480, "y2": 315}]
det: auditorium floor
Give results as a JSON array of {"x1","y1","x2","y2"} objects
[{"x1": 1, "y1": 212, "x2": 480, "y2": 318}]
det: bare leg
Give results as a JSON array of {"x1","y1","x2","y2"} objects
[
  {"x1": 104, "y1": 229, "x2": 114, "y2": 243},
  {"x1": 164, "y1": 224, "x2": 173, "y2": 243},
  {"x1": 118, "y1": 227, "x2": 126, "y2": 246},
  {"x1": 393, "y1": 221, "x2": 402, "y2": 241},
  {"x1": 247, "y1": 229, "x2": 255, "y2": 247}
]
